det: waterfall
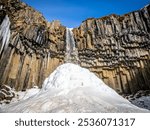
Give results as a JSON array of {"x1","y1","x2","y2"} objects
[
  {"x1": 0, "y1": 15, "x2": 11, "y2": 55},
  {"x1": 65, "y1": 28, "x2": 79, "y2": 64}
]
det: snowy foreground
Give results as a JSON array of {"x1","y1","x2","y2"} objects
[{"x1": 0, "y1": 63, "x2": 149, "y2": 113}]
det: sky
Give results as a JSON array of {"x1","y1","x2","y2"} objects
[{"x1": 22, "y1": 0, "x2": 150, "y2": 28}]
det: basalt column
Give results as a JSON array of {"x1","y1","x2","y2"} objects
[
  {"x1": 0, "y1": 0, "x2": 66, "y2": 91},
  {"x1": 0, "y1": 0, "x2": 150, "y2": 95},
  {"x1": 73, "y1": 5, "x2": 150, "y2": 94}
]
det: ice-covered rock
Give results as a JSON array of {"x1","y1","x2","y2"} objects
[{"x1": 0, "y1": 15, "x2": 10, "y2": 55}]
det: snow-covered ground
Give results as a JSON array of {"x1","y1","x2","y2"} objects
[
  {"x1": 0, "y1": 86, "x2": 40, "y2": 106},
  {"x1": 0, "y1": 63, "x2": 149, "y2": 113},
  {"x1": 11, "y1": 87, "x2": 40, "y2": 102}
]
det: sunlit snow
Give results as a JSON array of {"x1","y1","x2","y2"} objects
[{"x1": 0, "y1": 63, "x2": 148, "y2": 113}]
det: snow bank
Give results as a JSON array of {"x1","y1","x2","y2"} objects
[
  {"x1": 0, "y1": 86, "x2": 40, "y2": 106},
  {"x1": 12, "y1": 87, "x2": 40, "y2": 102},
  {"x1": 0, "y1": 63, "x2": 148, "y2": 113}
]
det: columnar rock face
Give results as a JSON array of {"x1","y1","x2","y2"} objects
[
  {"x1": 0, "y1": 0, "x2": 150, "y2": 95},
  {"x1": 73, "y1": 5, "x2": 150, "y2": 94},
  {"x1": 0, "y1": 0, "x2": 66, "y2": 91}
]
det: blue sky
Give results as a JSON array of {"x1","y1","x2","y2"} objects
[{"x1": 22, "y1": 0, "x2": 150, "y2": 28}]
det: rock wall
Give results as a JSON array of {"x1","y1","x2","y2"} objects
[
  {"x1": 0, "y1": 0, "x2": 150, "y2": 95},
  {"x1": 0, "y1": 0, "x2": 66, "y2": 91},
  {"x1": 73, "y1": 5, "x2": 150, "y2": 94}
]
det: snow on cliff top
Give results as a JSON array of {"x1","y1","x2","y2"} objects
[{"x1": 0, "y1": 63, "x2": 148, "y2": 112}]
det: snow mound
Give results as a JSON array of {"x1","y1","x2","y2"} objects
[{"x1": 0, "y1": 63, "x2": 148, "y2": 113}]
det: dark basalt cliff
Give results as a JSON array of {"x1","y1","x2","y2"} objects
[{"x1": 0, "y1": 0, "x2": 150, "y2": 103}]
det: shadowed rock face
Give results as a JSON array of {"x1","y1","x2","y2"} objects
[{"x1": 0, "y1": 0, "x2": 150, "y2": 96}]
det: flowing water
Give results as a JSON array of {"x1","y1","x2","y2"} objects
[{"x1": 65, "y1": 28, "x2": 79, "y2": 64}]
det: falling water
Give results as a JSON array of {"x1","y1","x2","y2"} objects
[{"x1": 65, "y1": 28, "x2": 79, "y2": 64}]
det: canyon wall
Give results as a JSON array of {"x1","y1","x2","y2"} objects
[
  {"x1": 0, "y1": 0, "x2": 150, "y2": 96},
  {"x1": 73, "y1": 5, "x2": 150, "y2": 94},
  {"x1": 0, "y1": 0, "x2": 66, "y2": 92}
]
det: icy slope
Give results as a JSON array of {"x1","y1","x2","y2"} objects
[{"x1": 0, "y1": 63, "x2": 148, "y2": 112}]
